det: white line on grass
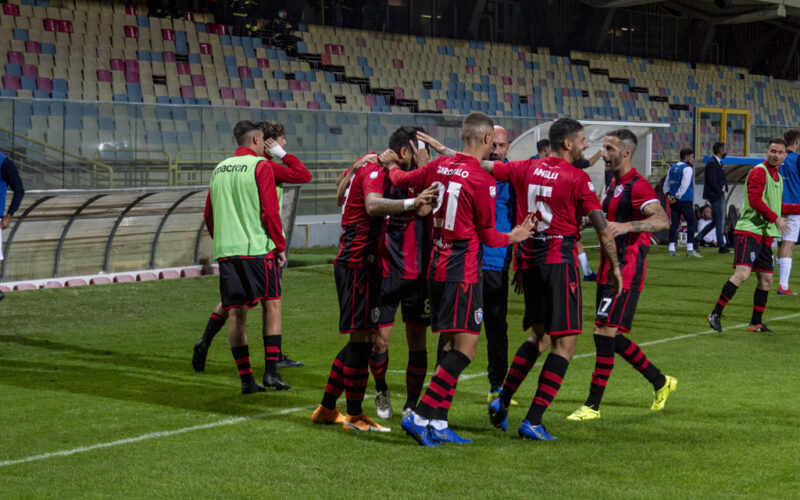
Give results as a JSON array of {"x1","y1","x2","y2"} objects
[{"x1": 6, "y1": 312, "x2": 799, "y2": 468}]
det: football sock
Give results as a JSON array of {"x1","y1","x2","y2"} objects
[
  {"x1": 321, "y1": 344, "x2": 349, "y2": 410},
  {"x1": 264, "y1": 335, "x2": 281, "y2": 377},
  {"x1": 369, "y1": 350, "x2": 389, "y2": 392},
  {"x1": 713, "y1": 280, "x2": 739, "y2": 316},
  {"x1": 434, "y1": 380, "x2": 457, "y2": 422},
  {"x1": 668, "y1": 242, "x2": 676, "y2": 252},
  {"x1": 526, "y1": 353, "x2": 569, "y2": 426},
  {"x1": 501, "y1": 340, "x2": 540, "y2": 406},
  {"x1": 778, "y1": 257, "x2": 791, "y2": 289},
  {"x1": 585, "y1": 335, "x2": 616, "y2": 410},
  {"x1": 687, "y1": 242, "x2": 695, "y2": 252},
  {"x1": 405, "y1": 349, "x2": 427, "y2": 410},
  {"x1": 751, "y1": 288, "x2": 768, "y2": 325},
  {"x1": 231, "y1": 344, "x2": 252, "y2": 383},
  {"x1": 578, "y1": 252, "x2": 592, "y2": 276},
  {"x1": 416, "y1": 350, "x2": 470, "y2": 420},
  {"x1": 202, "y1": 313, "x2": 225, "y2": 345},
  {"x1": 615, "y1": 334, "x2": 666, "y2": 389},
  {"x1": 344, "y1": 342, "x2": 372, "y2": 416}
]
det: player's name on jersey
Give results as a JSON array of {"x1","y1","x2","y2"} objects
[
  {"x1": 534, "y1": 167, "x2": 559, "y2": 180},
  {"x1": 436, "y1": 165, "x2": 470, "y2": 178}
]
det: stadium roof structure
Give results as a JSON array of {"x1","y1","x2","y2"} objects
[{"x1": 578, "y1": 0, "x2": 800, "y2": 25}]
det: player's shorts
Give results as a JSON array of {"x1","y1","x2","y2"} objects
[
  {"x1": 334, "y1": 264, "x2": 380, "y2": 334},
  {"x1": 779, "y1": 214, "x2": 800, "y2": 243},
  {"x1": 594, "y1": 284, "x2": 641, "y2": 333},
  {"x1": 429, "y1": 280, "x2": 483, "y2": 334},
  {"x1": 264, "y1": 254, "x2": 282, "y2": 300},
  {"x1": 733, "y1": 233, "x2": 773, "y2": 272},
  {"x1": 378, "y1": 278, "x2": 430, "y2": 327},
  {"x1": 522, "y1": 263, "x2": 582, "y2": 336},
  {"x1": 218, "y1": 255, "x2": 268, "y2": 310}
]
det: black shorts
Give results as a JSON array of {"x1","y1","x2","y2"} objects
[
  {"x1": 378, "y1": 278, "x2": 430, "y2": 327},
  {"x1": 265, "y1": 254, "x2": 283, "y2": 300},
  {"x1": 595, "y1": 284, "x2": 640, "y2": 333},
  {"x1": 733, "y1": 233, "x2": 774, "y2": 273},
  {"x1": 522, "y1": 264, "x2": 582, "y2": 336},
  {"x1": 429, "y1": 280, "x2": 483, "y2": 334},
  {"x1": 335, "y1": 264, "x2": 380, "y2": 334},
  {"x1": 218, "y1": 255, "x2": 268, "y2": 310}
]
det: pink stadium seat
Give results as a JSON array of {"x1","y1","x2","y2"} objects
[
  {"x1": 307, "y1": 101, "x2": 320, "y2": 110},
  {"x1": 25, "y1": 41, "x2": 41, "y2": 54},
  {"x1": 273, "y1": 101, "x2": 285, "y2": 108},
  {"x1": 3, "y1": 3, "x2": 19, "y2": 15},
  {"x1": 238, "y1": 66, "x2": 251, "y2": 78},
  {"x1": 110, "y1": 59, "x2": 124, "y2": 71},
  {"x1": 3, "y1": 75, "x2": 21, "y2": 90},
  {"x1": 124, "y1": 26, "x2": 139, "y2": 38},
  {"x1": 159, "y1": 270, "x2": 180, "y2": 280},
  {"x1": 199, "y1": 43, "x2": 212, "y2": 55},
  {"x1": 502, "y1": 76, "x2": 512, "y2": 85},
  {"x1": 393, "y1": 59, "x2": 403, "y2": 69},
  {"x1": 191, "y1": 74, "x2": 205, "y2": 87},
  {"x1": 393, "y1": 87, "x2": 404, "y2": 99},
  {"x1": 97, "y1": 70, "x2": 112, "y2": 82},
  {"x1": 320, "y1": 54, "x2": 331, "y2": 65},
  {"x1": 465, "y1": 65, "x2": 474, "y2": 75},
  {"x1": 183, "y1": 12, "x2": 194, "y2": 21},
  {"x1": 41, "y1": 281, "x2": 63, "y2": 289},
  {"x1": 113, "y1": 274, "x2": 135, "y2": 283},
  {"x1": 90, "y1": 277, "x2": 112, "y2": 285},
  {"x1": 7, "y1": 51, "x2": 23, "y2": 65},
  {"x1": 57, "y1": 20, "x2": 73, "y2": 33},
  {"x1": 136, "y1": 272, "x2": 157, "y2": 282},
  {"x1": 176, "y1": 62, "x2": 190, "y2": 75},
  {"x1": 504, "y1": 93, "x2": 512, "y2": 103},
  {"x1": 65, "y1": 279, "x2": 87, "y2": 287},
  {"x1": 219, "y1": 87, "x2": 233, "y2": 99},
  {"x1": 260, "y1": 99, "x2": 273, "y2": 107},
  {"x1": 36, "y1": 77, "x2": 52, "y2": 91},
  {"x1": 180, "y1": 85, "x2": 195, "y2": 98},
  {"x1": 365, "y1": 95, "x2": 376, "y2": 106},
  {"x1": 22, "y1": 64, "x2": 38, "y2": 77},
  {"x1": 125, "y1": 60, "x2": 139, "y2": 73},
  {"x1": 518, "y1": 52, "x2": 526, "y2": 61},
  {"x1": 232, "y1": 87, "x2": 245, "y2": 99},
  {"x1": 436, "y1": 99, "x2": 446, "y2": 111},
  {"x1": 300, "y1": 81, "x2": 311, "y2": 91},
  {"x1": 125, "y1": 72, "x2": 140, "y2": 83},
  {"x1": 332, "y1": 45, "x2": 344, "y2": 55},
  {"x1": 205, "y1": 23, "x2": 220, "y2": 34},
  {"x1": 162, "y1": 29, "x2": 175, "y2": 41},
  {"x1": 163, "y1": 51, "x2": 176, "y2": 62},
  {"x1": 43, "y1": 18, "x2": 58, "y2": 31},
  {"x1": 181, "y1": 268, "x2": 202, "y2": 278},
  {"x1": 125, "y1": 4, "x2": 138, "y2": 15},
  {"x1": 14, "y1": 283, "x2": 36, "y2": 291},
  {"x1": 235, "y1": 99, "x2": 250, "y2": 107},
  {"x1": 0, "y1": 285, "x2": 10, "y2": 292},
  {"x1": 257, "y1": 58, "x2": 269, "y2": 68},
  {"x1": 288, "y1": 80, "x2": 300, "y2": 91},
  {"x1": 324, "y1": 44, "x2": 333, "y2": 54}
]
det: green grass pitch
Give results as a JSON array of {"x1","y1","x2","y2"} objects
[{"x1": 2, "y1": 244, "x2": 799, "y2": 498}]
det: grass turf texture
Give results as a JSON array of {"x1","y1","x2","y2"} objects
[{"x1": 2, "y1": 243, "x2": 799, "y2": 498}]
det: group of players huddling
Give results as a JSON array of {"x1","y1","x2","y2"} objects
[{"x1": 201, "y1": 110, "x2": 702, "y2": 445}]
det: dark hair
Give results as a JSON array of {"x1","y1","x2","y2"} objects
[
  {"x1": 712, "y1": 142, "x2": 725, "y2": 155},
  {"x1": 548, "y1": 118, "x2": 583, "y2": 152},
  {"x1": 784, "y1": 129, "x2": 800, "y2": 147},
  {"x1": 536, "y1": 139, "x2": 550, "y2": 153},
  {"x1": 768, "y1": 137, "x2": 787, "y2": 147},
  {"x1": 259, "y1": 120, "x2": 286, "y2": 140},
  {"x1": 233, "y1": 120, "x2": 260, "y2": 145},
  {"x1": 461, "y1": 111, "x2": 494, "y2": 145},
  {"x1": 679, "y1": 147, "x2": 694, "y2": 161},
  {"x1": 606, "y1": 128, "x2": 638, "y2": 152},
  {"x1": 389, "y1": 125, "x2": 426, "y2": 155}
]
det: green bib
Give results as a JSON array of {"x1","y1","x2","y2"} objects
[
  {"x1": 209, "y1": 155, "x2": 268, "y2": 258},
  {"x1": 736, "y1": 163, "x2": 783, "y2": 238}
]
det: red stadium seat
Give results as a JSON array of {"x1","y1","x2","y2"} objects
[
  {"x1": 125, "y1": 4, "x2": 138, "y2": 15},
  {"x1": 260, "y1": 99, "x2": 273, "y2": 107},
  {"x1": 97, "y1": 70, "x2": 112, "y2": 82},
  {"x1": 43, "y1": 18, "x2": 58, "y2": 31},
  {"x1": 13, "y1": 283, "x2": 36, "y2": 291},
  {"x1": 3, "y1": 3, "x2": 19, "y2": 15},
  {"x1": 393, "y1": 59, "x2": 403, "y2": 69},
  {"x1": 90, "y1": 277, "x2": 112, "y2": 285},
  {"x1": 162, "y1": 29, "x2": 175, "y2": 41},
  {"x1": 113, "y1": 274, "x2": 135, "y2": 283},
  {"x1": 36, "y1": 77, "x2": 52, "y2": 91},
  {"x1": 57, "y1": 20, "x2": 73, "y2": 33},
  {"x1": 2, "y1": 75, "x2": 21, "y2": 90},
  {"x1": 181, "y1": 268, "x2": 202, "y2": 278},
  {"x1": 125, "y1": 72, "x2": 140, "y2": 83},
  {"x1": 41, "y1": 281, "x2": 63, "y2": 289},
  {"x1": 232, "y1": 88, "x2": 245, "y2": 99},
  {"x1": 177, "y1": 62, "x2": 190, "y2": 75},
  {"x1": 7, "y1": 51, "x2": 24, "y2": 65},
  {"x1": 191, "y1": 74, "x2": 205, "y2": 87},
  {"x1": 125, "y1": 60, "x2": 139, "y2": 73},
  {"x1": 235, "y1": 99, "x2": 250, "y2": 107},
  {"x1": 22, "y1": 64, "x2": 38, "y2": 77},
  {"x1": 307, "y1": 101, "x2": 320, "y2": 110},
  {"x1": 124, "y1": 26, "x2": 139, "y2": 38},
  {"x1": 180, "y1": 85, "x2": 195, "y2": 98},
  {"x1": 159, "y1": 270, "x2": 179, "y2": 280},
  {"x1": 25, "y1": 41, "x2": 41, "y2": 54},
  {"x1": 257, "y1": 58, "x2": 269, "y2": 68},
  {"x1": 238, "y1": 66, "x2": 251, "y2": 78},
  {"x1": 163, "y1": 51, "x2": 176, "y2": 62},
  {"x1": 136, "y1": 272, "x2": 157, "y2": 282},
  {"x1": 65, "y1": 279, "x2": 88, "y2": 287},
  {"x1": 219, "y1": 87, "x2": 233, "y2": 99}
]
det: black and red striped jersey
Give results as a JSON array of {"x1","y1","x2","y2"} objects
[
  {"x1": 379, "y1": 183, "x2": 432, "y2": 280},
  {"x1": 390, "y1": 153, "x2": 509, "y2": 283},
  {"x1": 597, "y1": 167, "x2": 659, "y2": 292},
  {"x1": 334, "y1": 162, "x2": 387, "y2": 268},
  {"x1": 493, "y1": 156, "x2": 602, "y2": 268}
]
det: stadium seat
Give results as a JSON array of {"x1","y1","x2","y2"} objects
[
  {"x1": 113, "y1": 274, "x2": 135, "y2": 283},
  {"x1": 41, "y1": 281, "x2": 63, "y2": 289},
  {"x1": 14, "y1": 283, "x2": 36, "y2": 291},
  {"x1": 180, "y1": 268, "x2": 202, "y2": 278},
  {"x1": 159, "y1": 270, "x2": 180, "y2": 279},
  {"x1": 90, "y1": 277, "x2": 112, "y2": 285},
  {"x1": 65, "y1": 279, "x2": 88, "y2": 287},
  {"x1": 137, "y1": 272, "x2": 157, "y2": 281}
]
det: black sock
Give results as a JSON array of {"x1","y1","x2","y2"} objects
[
  {"x1": 585, "y1": 335, "x2": 616, "y2": 410},
  {"x1": 369, "y1": 350, "x2": 389, "y2": 392},
  {"x1": 751, "y1": 288, "x2": 768, "y2": 325},
  {"x1": 344, "y1": 342, "x2": 372, "y2": 416},
  {"x1": 202, "y1": 313, "x2": 225, "y2": 345},
  {"x1": 417, "y1": 350, "x2": 470, "y2": 420},
  {"x1": 231, "y1": 344, "x2": 253, "y2": 384},
  {"x1": 321, "y1": 344, "x2": 349, "y2": 410},
  {"x1": 713, "y1": 280, "x2": 739, "y2": 316},
  {"x1": 526, "y1": 353, "x2": 569, "y2": 426},
  {"x1": 264, "y1": 335, "x2": 281, "y2": 377},
  {"x1": 405, "y1": 349, "x2": 427, "y2": 410},
  {"x1": 616, "y1": 334, "x2": 666, "y2": 389},
  {"x1": 501, "y1": 340, "x2": 540, "y2": 406}
]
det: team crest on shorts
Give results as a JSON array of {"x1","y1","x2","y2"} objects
[
  {"x1": 614, "y1": 185, "x2": 624, "y2": 198},
  {"x1": 474, "y1": 308, "x2": 484, "y2": 324},
  {"x1": 750, "y1": 251, "x2": 756, "y2": 262},
  {"x1": 371, "y1": 307, "x2": 380, "y2": 323}
]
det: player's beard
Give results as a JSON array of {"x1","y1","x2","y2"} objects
[{"x1": 571, "y1": 144, "x2": 586, "y2": 165}]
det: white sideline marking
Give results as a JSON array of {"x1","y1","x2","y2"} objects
[{"x1": 5, "y1": 312, "x2": 799, "y2": 468}]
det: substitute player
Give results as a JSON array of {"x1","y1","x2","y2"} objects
[
  {"x1": 0, "y1": 151, "x2": 24, "y2": 302},
  {"x1": 311, "y1": 147, "x2": 438, "y2": 432},
  {"x1": 776, "y1": 129, "x2": 800, "y2": 295},
  {"x1": 384, "y1": 112, "x2": 535, "y2": 446},
  {"x1": 565, "y1": 129, "x2": 676, "y2": 422},
  {"x1": 708, "y1": 138, "x2": 800, "y2": 332},
  {"x1": 204, "y1": 120, "x2": 285, "y2": 394},
  {"x1": 485, "y1": 118, "x2": 623, "y2": 440}
]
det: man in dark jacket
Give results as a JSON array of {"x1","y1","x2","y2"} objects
[
  {"x1": 1, "y1": 153, "x2": 25, "y2": 301},
  {"x1": 697, "y1": 142, "x2": 731, "y2": 253}
]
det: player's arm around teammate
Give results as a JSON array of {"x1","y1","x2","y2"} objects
[{"x1": 336, "y1": 153, "x2": 379, "y2": 206}]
